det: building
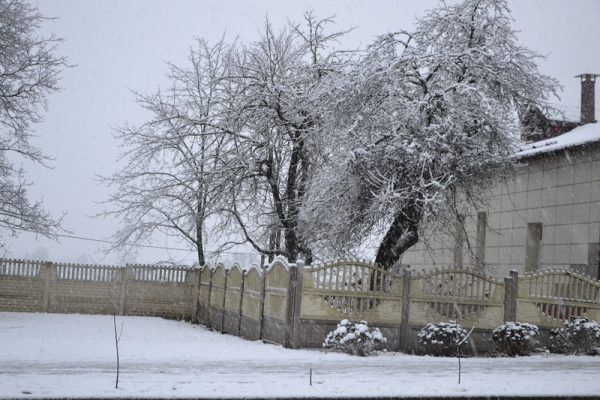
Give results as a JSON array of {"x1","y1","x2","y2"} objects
[{"x1": 402, "y1": 74, "x2": 600, "y2": 279}]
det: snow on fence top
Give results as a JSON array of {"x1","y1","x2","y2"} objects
[{"x1": 200, "y1": 255, "x2": 291, "y2": 273}]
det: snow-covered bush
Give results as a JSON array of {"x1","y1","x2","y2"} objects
[
  {"x1": 323, "y1": 319, "x2": 387, "y2": 356},
  {"x1": 417, "y1": 320, "x2": 468, "y2": 357},
  {"x1": 549, "y1": 318, "x2": 600, "y2": 355},
  {"x1": 490, "y1": 322, "x2": 540, "y2": 356}
]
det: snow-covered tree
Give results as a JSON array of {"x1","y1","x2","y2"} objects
[
  {"x1": 302, "y1": 0, "x2": 559, "y2": 267},
  {"x1": 219, "y1": 14, "x2": 350, "y2": 263},
  {"x1": 0, "y1": 0, "x2": 66, "y2": 237},
  {"x1": 104, "y1": 14, "x2": 351, "y2": 265},
  {"x1": 102, "y1": 38, "x2": 237, "y2": 265}
]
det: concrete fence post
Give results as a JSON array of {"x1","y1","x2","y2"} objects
[
  {"x1": 119, "y1": 267, "x2": 128, "y2": 316},
  {"x1": 206, "y1": 268, "x2": 213, "y2": 329},
  {"x1": 290, "y1": 259, "x2": 304, "y2": 349},
  {"x1": 258, "y1": 266, "x2": 267, "y2": 340},
  {"x1": 399, "y1": 268, "x2": 412, "y2": 352},
  {"x1": 221, "y1": 269, "x2": 228, "y2": 333},
  {"x1": 284, "y1": 262, "x2": 300, "y2": 349},
  {"x1": 238, "y1": 270, "x2": 246, "y2": 337},
  {"x1": 191, "y1": 268, "x2": 201, "y2": 323},
  {"x1": 42, "y1": 261, "x2": 53, "y2": 312},
  {"x1": 504, "y1": 270, "x2": 519, "y2": 322}
]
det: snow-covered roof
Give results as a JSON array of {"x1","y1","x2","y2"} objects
[{"x1": 516, "y1": 122, "x2": 600, "y2": 158}]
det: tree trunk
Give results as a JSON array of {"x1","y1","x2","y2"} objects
[
  {"x1": 375, "y1": 200, "x2": 422, "y2": 268},
  {"x1": 196, "y1": 224, "x2": 205, "y2": 266},
  {"x1": 285, "y1": 232, "x2": 298, "y2": 263},
  {"x1": 268, "y1": 225, "x2": 281, "y2": 263}
]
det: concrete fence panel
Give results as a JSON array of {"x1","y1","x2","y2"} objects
[
  {"x1": 262, "y1": 259, "x2": 289, "y2": 344},
  {"x1": 409, "y1": 267, "x2": 505, "y2": 330},
  {"x1": 0, "y1": 259, "x2": 45, "y2": 312},
  {"x1": 197, "y1": 266, "x2": 212, "y2": 325},
  {"x1": 300, "y1": 260, "x2": 404, "y2": 323},
  {"x1": 126, "y1": 264, "x2": 197, "y2": 320},
  {"x1": 517, "y1": 269, "x2": 600, "y2": 328},
  {"x1": 49, "y1": 263, "x2": 121, "y2": 315},
  {"x1": 240, "y1": 266, "x2": 263, "y2": 340},
  {"x1": 223, "y1": 265, "x2": 243, "y2": 335},
  {"x1": 209, "y1": 264, "x2": 227, "y2": 331},
  {"x1": 297, "y1": 260, "x2": 405, "y2": 349}
]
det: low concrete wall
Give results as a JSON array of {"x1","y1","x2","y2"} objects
[
  {"x1": 0, "y1": 258, "x2": 199, "y2": 320},
  {"x1": 261, "y1": 316, "x2": 286, "y2": 344},
  {"x1": 5, "y1": 256, "x2": 599, "y2": 354},
  {"x1": 48, "y1": 280, "x2": 119, "y2": 315},
  {"x1": 197, "y1": 260, "x2": 291, "y2": 346},
  {"x1": 240, "y1": 315, "x2": 261, "y2": 341},
  {"x1": 195, "y1": 259, "x2": 600, "y2": 354},
  {"x1": 223, "y1": 310, "x2": 241, "y2": 335},
  {"x1": 0, "y1": 275, "x2": 45, "y2": 312},
  {"x1": 125, "y1": 281, "x2": 195, "y2": 319}
]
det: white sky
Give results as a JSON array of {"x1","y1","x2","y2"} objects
[{"x1": 4, "y1": 0, "x2": 600, "y2": 266}]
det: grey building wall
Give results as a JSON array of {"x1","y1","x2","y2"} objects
[{"x1": 402, "y1": 142, "x2": 600, "y2": 279}]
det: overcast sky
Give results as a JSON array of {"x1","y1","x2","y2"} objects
[{"x1": 4, "y1": 0, "x2": 600, "y2": 266}]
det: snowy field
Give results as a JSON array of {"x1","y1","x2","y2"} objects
[{"x1": 1, "y1": 312, "x2": 599, "y2": 398}]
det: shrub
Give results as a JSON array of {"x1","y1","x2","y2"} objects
[
  {"x1": 490, "y1": 322, "x2": 540, "y2": 356},
  {"x1": 549, "y1": 317, "x2": 600, "y2": 355},
  {"x1": 323, "y1": 319, "x2": 387, "y2": 356},
  {"x1": 417, "y1": 320, "x2": 468, "y2": 357}
]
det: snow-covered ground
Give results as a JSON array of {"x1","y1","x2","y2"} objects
[{"x1": 1, "y1": 312, "x2": 599, "y2": 398}]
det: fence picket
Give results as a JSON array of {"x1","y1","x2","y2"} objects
[{"x1": 0, "y1": 259, "x2": 194, "y2": 283}]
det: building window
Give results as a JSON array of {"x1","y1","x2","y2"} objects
[{"x1": 525, "y1": 222, "x2": 543, "y2": 272}]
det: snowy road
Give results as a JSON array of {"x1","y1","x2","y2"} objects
[{"x1": 1, "y1": 312, "x2": 599, "y2": 398}]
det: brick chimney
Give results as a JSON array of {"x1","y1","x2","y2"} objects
[{"x1": 576, "y1": 73, "x2": 599, "y2": 124}]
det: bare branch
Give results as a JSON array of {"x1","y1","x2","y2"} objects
[{"x1": 0, "y1": 0, "x2": 66, "y2": 239}]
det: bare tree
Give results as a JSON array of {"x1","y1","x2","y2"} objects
[
  {"x1": 112, "y1": 310, "x2": 123, "y2": 389},
  {"x1": 303, "y1": 0, "x2": 559, "y2": 267},
  {"x1": 101, "y1": 38, "x2": 237, "y2": 265},
  {"x1": 0, "y1": 0, "x2": 66, "y2": 237},
  {"x1": 102, "y1": 15, "x2": 352, "y2": 265},
  {"x1": 107, "y1": 283, "x2": 124, "y2": 389}
]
